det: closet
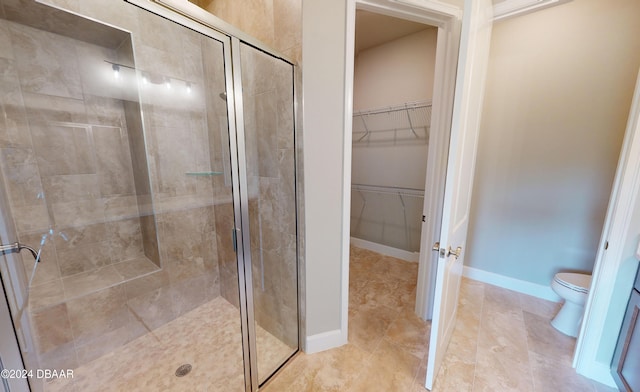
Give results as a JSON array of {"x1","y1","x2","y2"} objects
[{"x1": 350, "y1": 10, "x2": 438, "y2": 262}]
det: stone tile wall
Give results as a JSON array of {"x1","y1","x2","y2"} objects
[
  {"x1": 190, "y1": 0, "x2": 302, "y2": 64},
  {"x1": 0, "y1": 0, "x2": 231, "y2": 373}
]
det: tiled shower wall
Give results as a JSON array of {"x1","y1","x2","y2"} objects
[
  {"x1": 190, "y1": 0, "x2": 302, "y2": 63},
  {"x1": 0, "y1": 16, "x2": 158, "y2": 368},
  {"x1": 0, "y1": 0, "x2": 231, "y2": 371}
]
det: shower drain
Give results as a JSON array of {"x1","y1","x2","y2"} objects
[{"x1": 175, "y1": 364, "x2": 192, "y2": 377}]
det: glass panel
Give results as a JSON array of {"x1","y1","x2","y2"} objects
[
  {"x1": 239, "y1": 42, "x2": 298, "y2": 384},
  {"x1": 0, "y1": 1, "x2": 244, "y2": 391}
]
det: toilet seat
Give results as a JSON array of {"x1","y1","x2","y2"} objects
[{"x1": 553, "y1": 272, "x2": 591, "y2": 294}]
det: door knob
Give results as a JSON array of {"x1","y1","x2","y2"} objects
[
  {"x1": 447, "y1": 246, "x2": 462, "y2": 258},
  {"x1": 432, "y1": 241, "x2": 440, "y2": 251}
]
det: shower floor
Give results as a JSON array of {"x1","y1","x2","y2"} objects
[{"x1": 44, "y1": 297, "x2": 295, "y2": 392}]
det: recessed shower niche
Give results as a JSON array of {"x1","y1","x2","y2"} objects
[
  {"x1": 0, "y1": 3, "x2": 161, "y2": 297},
  {"x1": 0, "y1": 1, "x2": 299, "y2": 391}
]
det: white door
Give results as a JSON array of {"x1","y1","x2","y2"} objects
[
  {"x1": 425, "y1": 0, "x2": 493, "y2": 389},
  {"x1": 574, "y1": 69, "x2": 640, "y2": 382}
]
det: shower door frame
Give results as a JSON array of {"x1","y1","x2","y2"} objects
[
  {"x1": 124, "y1": 1, "x2": 301, "y2": 391},
  {"x1": 0, "y1": 0, "x2": 300, "y2": 390}
]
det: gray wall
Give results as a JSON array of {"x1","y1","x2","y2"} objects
[
  {"x1": 301, "y1": 0, "x2": 347, "y2": 338},
  {"x1": 466, "y1": 0, "x2": 640, "y2": 287}
]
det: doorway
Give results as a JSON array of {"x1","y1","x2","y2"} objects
[
  {"x1": 343, "y1": 0, "x2": 486, "y2": 389},
  {"x1": 350, "y1": 10, "x2": 437, "y2": 265},
  {"x1": 345, "y1": 0, "x2": 462, "y2": 326},
  {"x1": 347, "y1": 11, "x2": 440, "y2": 357},
  {"x1": 346, "y1": 4, "x2": 454, "y2": 389}
]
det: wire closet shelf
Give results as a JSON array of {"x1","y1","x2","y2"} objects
[
  {"x1": 352, "y1": 100, "x2": 432, "y2": 146},
  {"x1": 350, "y1": 184, "x2": 425, "y2": 252}
]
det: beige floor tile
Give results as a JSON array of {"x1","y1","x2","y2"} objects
[
  {"x1": 592, "y1": 380, "x2": 620, "y2": 392},
  {"x1": 518, "y1": 292, "x2": 561, "y2": 319},
  {"x1": 263, "y1": 344, "x2": 370, "y2": 392},
  {"x1": 385, "y1": 308, "x2": 431, "y2": 359},
  {"x1": 430, "y1": 354, "x2": 476, "y2": 392},
  {"x1": 523, "y1": 310, "x2": 576, "y2": 366},
  {"x1": 348, "y1": 277, "x2": 370, "y2": 312},
  {"x1": 348, "y1": 304, "x2": 399, "y2": 353},
  {"x1": 459, "y1": 277, "x2": 485, "y2": 308},
  {"x1": 358, "y1": 278, "x2": 402, "y2": 307},
  {"x1": 43, "y1": 379, "x2": 77, "y2": 392},
  {"x1": 529, "y1": 351, "x2": 595, "y2": 392},
  {"x1": 473, "y1": 287, "x2": 534, "y2": 392},
  {"x1": 454, "y1": 282, "x2": 484, "y2": 345},
  {"x1": 375, "y1": 255, "x2": 419, "y2": 283},
  {"x1": 472, "y1": 353, "x2": 534, "y2": 392},
  {"x1": 348, "y1": 339, "x2": 421, "y2": 392},
  {"x1": 483, "y1": 283, "x2": 522, "y2": 317}
]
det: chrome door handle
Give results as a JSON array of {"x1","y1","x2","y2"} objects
[
  {"x1": 432, "y1": 242, "x2": 440, "y2": 251},
  {"x1": 447, "y1": 246, "x2": 462, "y2": 258}
]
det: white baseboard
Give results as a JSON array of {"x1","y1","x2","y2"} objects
[
  {"x1": 463, "y1": 266, "x2": 561, "y2": 302},
  {"x1": 304, "y1": 329, "x2": 347, "y2": 354},
  {"x1": 576, "y1": 360, "x2": 617, "y2": 388},
  {"x1": 350, "y1": 237, "x2": 419, "y2": 262}
]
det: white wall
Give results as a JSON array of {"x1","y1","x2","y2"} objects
[
  {"x1": 301, "y1": 0, "x2": 347, "y2": 342},
  {"x1": 466, "y1": 0, "x2": 640, "y2": 287},
  {"x1": 353, "y1": 29, "x2": 437, "y2": 111},
  {"x1": 351, "y1": 29, "x2": 437, "y2": 190}
]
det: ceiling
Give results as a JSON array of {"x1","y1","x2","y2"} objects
[{"x1": 355, "y1": 10, "x2": 435, "y2": 54}]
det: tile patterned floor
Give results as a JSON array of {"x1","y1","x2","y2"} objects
[
  {"x1": 44, "y1": 297, "x2": 293, "y2": 392},
  {"x1": 44, "y1": 245, "x2": 618, "y2": 391},
  {"x1": 263, "y1": 246, "x2": 618, "y2": 392}
]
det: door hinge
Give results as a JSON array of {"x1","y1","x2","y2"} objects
[
  {"x1": 422, "y1": 215, "x2": 426, "y2": 223},
  {"x1": 604, "y1": 241, "x2": 609, "y2": 250}
]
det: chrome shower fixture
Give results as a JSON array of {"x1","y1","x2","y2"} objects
[{"x1": 0, "y1": 242, "x2": 41, "y2": 262}]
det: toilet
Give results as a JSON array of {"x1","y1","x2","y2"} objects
[{"x1": 550, "y1": 272, "x2": 592, "y2": 337}]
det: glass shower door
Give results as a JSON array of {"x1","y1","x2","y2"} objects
[
  {"x1": 236, "y1": 41, "x2": 299, "y2": 386},
  {"x1": 0, "y1": 1, "x2": 248, "y2": 391}
]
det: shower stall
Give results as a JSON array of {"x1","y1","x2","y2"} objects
[{"x1": 0, "y1": 0, "x2": 300, "y2": 391}]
